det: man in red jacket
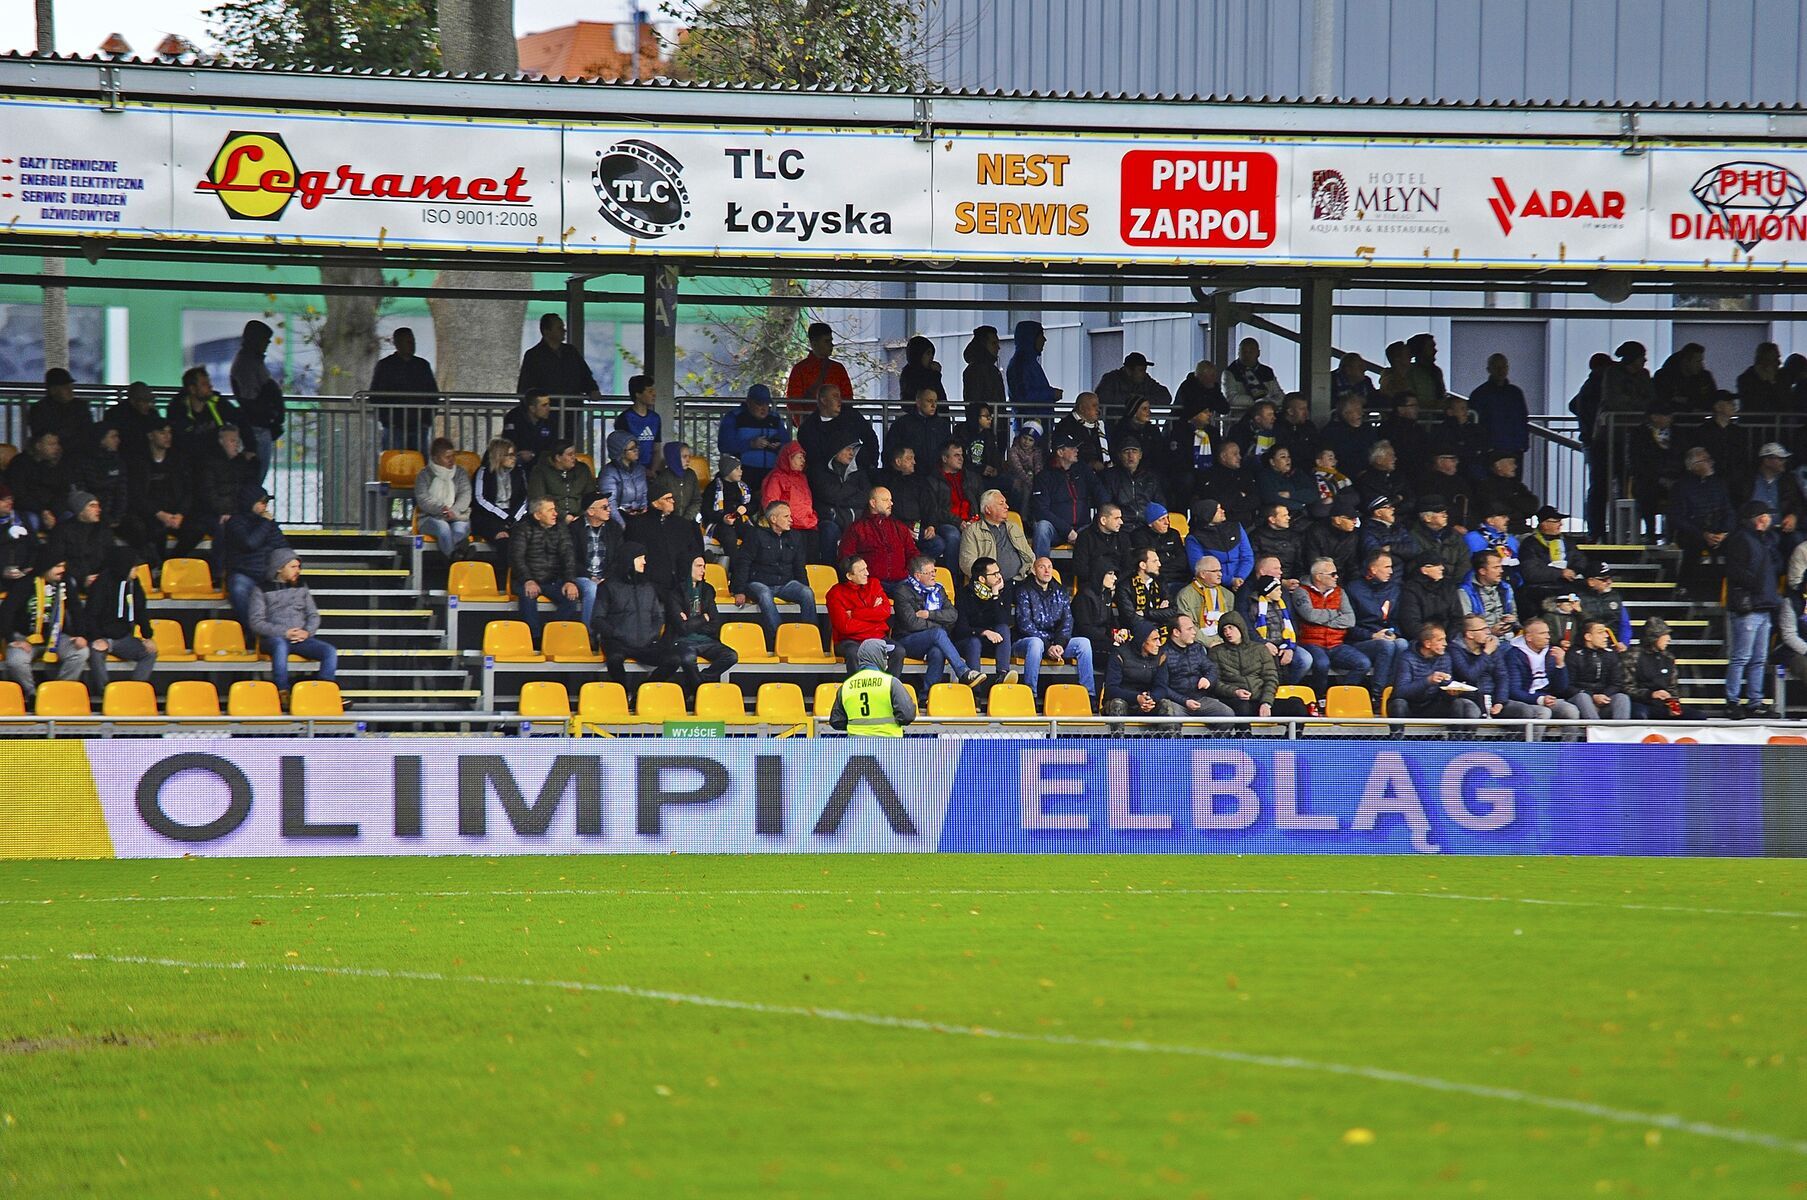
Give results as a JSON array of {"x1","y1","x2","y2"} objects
[
  {"x1": 826, "y1": 554, "x2": 904, "y2": 674},
  {"x1": 838, "y1": 486, "x2": 919, "y2": 584},
  {"x1": 785, "y1": 322, "x2": 855, "y2": 425}
]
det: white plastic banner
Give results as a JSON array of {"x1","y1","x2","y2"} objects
[
  {"x1": 1586, "y1": 724, "x2": 1806, "y2": 745},
  {"x1": 1647, "y1": 147, "x2": 1807, "y2": 268}
]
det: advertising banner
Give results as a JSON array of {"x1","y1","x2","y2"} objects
[
  {"x1": 1647, "y1": 147, "x2": 1807, "y2": 267},
  {"x1": 1588, "y1": 724, "x2": 1807, "y2": 745},
  {"x1": 5, "y1": 738, "x2": 1800, "y2": 861},
  {"x1": 1, "y1": 99, "x2": 172, "y2": 237}
]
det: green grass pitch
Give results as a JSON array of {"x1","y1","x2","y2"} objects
[{"x1": 1, "y1": 854, "x2": 1802, "y2": 1198}]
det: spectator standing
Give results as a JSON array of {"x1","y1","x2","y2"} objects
[
  {"x1": 1469, "y1": 353, "x2": 1529, "y2": 467},
  {"x1": 0, "y1": 549, "x2": 87, "y2": 699},
  {"x1": 516, "y1": 314, "x2": 601, "y2": 403},
  {"x1": 1096, "y1": 352, "x2": 1172, "y2": 425},
  {"x1": 1737, "y1": 342, "x2": 1789, "y2": 414},
  {"x1": 593, "y1": 434, "x2": 644, "y2": 526},
  {"x1": 785, "y1": 323, "x2": 855, "y2": 424},
  {"x1": 827, "y1": 555, "x2": 903, "y2": 674},
  {"x1": 1745, "y1": 443, "x2": 1805, "y2": 554},
  {"x1": 887, "y1": 386, "x2": 954, "y2": 479},
  {"x1": 370, "y1": 327, "x2": 439, "y2": 454},
  {"x1": 500, "y1": 391, "x2": 560, "y2": 467},
  {"x1": 229, "y1": 319, "x2": 286, "y2": 484},
  {"x1": 1724, "y1": 501, "x2": 1782, "y2": 717},
  {"x1": 28, "y1": 366, "x2": 93, "y2": 449},
  {"x1": 80, "y1": 545, "x2": 158, "y2": 692},
  {"x1": 1377, "y1": 344, "x2": 1413, "y2": 403},
  {"x1": 719, "y1": 385, "x2": 788, "y2": 494},
  {"x1": 1014, "y1": 555, "x2": 1095, "y2": 705},
  {"x1": 1653, "y1": 343, "x2": 1716, "y2": 412},
  {"x1": 510, "y1": 497, "x2": 581, "y2": 633},
  {"x1": 1389, "y1": 622, "x2": 1481, "y2": 721},
  {"x1": 897, "y1": 336, "x2": 947, "y2": 412},
  {"x1": 1669, "y1": 448, "x2": 1735, "y2": 591},
  {"x1": 662, "y1": 554, "x2": 739, "y2": 703},
  {"x1": 960, "y1": 326, "x2": 1006, "y2": 418},
  {"x1": 1006, "y1": 320, "x2": 1062, "y2": 427},
  {"x1": 472, "y1": 439, "x2": 529, "y2": 574},
  {"x1": 613, "y1": 374, "x2": 662, "y2": 469},
  {"x1": 838, "y1": 487, "x2": 919, "y2": 585},
  {"x1": 168, "y1": 367, "x2": 239, "y2": 460},
  {"x1": 247, "y1": 549, "x2": 336, "y2": 699},
  {"x1": 568, "y1": 491, "x2": 620, "y2": 627},
  {"x1": 1224, "y1": 338, "x2": 1281, "y2": 408},
  {"x1": 730, "y1": 501, "x2": 817, "y2": 638},
  {"x1": 215, "y1": 485, "x2": 287, "y2": 620},
  {"x1": 1627, "y1": 400, "x2": 1683, "y2": 538},
  {"x1": 413, "y1": 438, "x2": 472, "y2": 558},
  {"x1": 954, "y1": 557, "x2": 1019, "y2": 685},
  {"x1": 890, "y1": 554, "x2": 983, "y2": 699},
  {"x1": 1404, "y1": 333, "x2": 1448, "y2": 408}
]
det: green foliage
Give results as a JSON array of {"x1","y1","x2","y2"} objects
[
  {"x1": 205, "y1": 0, "x2": 440, "y2": 71},
  {"x1": 663, "y1": 0, "x2": 929, "y2": 89}
]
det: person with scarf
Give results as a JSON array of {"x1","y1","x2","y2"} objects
[
  {"x1": 654, "y1": 441, "x2": 702, "y2": 524},
  {"x1": 1166, "y1": 405, "x2": 1219, "y2": 508},
  {"x1": 1175, "y1": 555, "x2": 1236, "y2": 645},
  {"x1": 1224, "y1": 338, "x2": 1281, "y2": 408},
  {"x1": 568, "y1": 490, "x2": 621, "y2": 627},
  {"x1": 412, "y1": 437, "x2": 472, "y2": 558},
  {"x1": 1132, "y1": 503, "x2": 1190, "y2": 595},
  {"x1": 1463, "y1": 504, "x2": 1523, "y2": 585},
  {"x1": 0, "y1": 547, "x2": 89, "y2": 700},
  {"x1": 1098, "y1": 439, "x2": 1166, "y2": 531},
  {"x1": 1072, "y1": 561, "x2": 1132, "y2": 659},
  {"x1": 888, "y1": 553, "x2": 983, "y2": 700},
  {"x1": 1123, "y1": 547, "x2": 1177, "y2": 631},
  {"x1": 759, "y1": 442, "x2": 820, "y2": 559},
  {"x1": 595, "y1": 542, "x2": 673, "y2": 698},
  {"x1": 1006, "y1": 320, "x2": 1062, "y2": 428},
  {"x1": 662, "y1": 554, "x2": 739, "y2": 703},
  {"x1": 473, "y1": 438, "x2": 528, "y2": 579},
  {"x1": 1184, "y1": 499, "x2": 1254, "y2": 590},
  {"x1": 0, "y1": 486, "x2": 33, "y2": 585},
  {"x1": 216, "y1": 485, "x2": 290, "y2": 621},
  {"x1": 1310, "y1": 446, "x2": 1352, "y2": 508},
  {"x1": 1238, "y1": 570, "x2": 1312, "y2": 686},
  {"x1": 81, "y1": 545, "x2": 158, "y2": 691},
  {"x1": 48, "y1": 491, "x2": 110, "y2": 592},
  {"x1": 247, "y1": 549, "x2": 336, "y2": 698},
  {"x1": 701, "y1": 455, "x2": 753, "y2": 561},
  {"x1": 827, "y1": 555, "x2": 904, "y2": 675},
  {"x1": 931, "y1": 442, "x2": 978, "y2": 537},
  {"x1": 1052, "y1": 392, "x2": 1111, "y2": 472},
  {"x1": 954, "y1": 556, "x2": 1019, "y2": 686},
  {"x1": 1518, "y1": 505, "x2": 1591, "y2": 609}
]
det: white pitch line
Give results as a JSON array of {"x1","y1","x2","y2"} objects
[
  {"x1": 0, "y1": 885, "x2": 1800, "y2": 919},
  {"x1": 19, "y1": 950, "x2": 1805, "y2": 1159}
]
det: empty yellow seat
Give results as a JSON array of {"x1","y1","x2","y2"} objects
[
  {"x1": 575, "y1": 453, "x2": 596, "y2": 475},
  {"x1": 378, "y1": 449, "x2": 424, "y2": 489},
  {"x1": 228, "y1": 680, "x2": 284, "y2": 717},
  {"x1": 102, "y1": 681, "x2": 158, "y2": 717},
  {"x1": 1166, "y1": 512, "x2": 1189, "y2": 537},
  {"x1": 150, "y1": 618, "x2": 197, "y2": 663},
  {"x1": 927, "y1": 682, "x2": 977, "y2": 717},
  {"x1": 688, "y1": 453, "x2": 712, "y2": 489},
  {"x1": 1324, "y1": 685, "x2": 1374, "y2": 719},
  {"x1": 814, "y1": 680, "x2": 841, "y2": 720},
  {"x1": 695, "y1": 681, "x2": 751, "y2": 724},
  {"x1": 449, "y1": 561, "x2": 511, "y2": 602},
  {"x1": 289, "y1": 680, "x2": 344, "y2": 718},
  {"x1": 987, "y1": 682, "x2": 1036, "y2": 718},
  {"x1": 775, "y1": 623, "x2": 836, "y2": 664},
  {"x1": 704, "y1": 561, "x2": 731, "y2": 595},
  {"x1": 36, "y1": 680, "x2": 91, "y2": 717},
  {"x1": 1043, "y1": 683, "x2": 1092, "y2": 717},
  {"x1": 755, "y1": 682, "x2": 808, "y2": 725},
  {"x1": 933, "y1": 566, "x2": 956, "y2": 595},
  {"x1": 453, "y1": 450, "x2": 481, "y2": 477},
  {"x1": 161, "y1": 557, "x2": 220, "y2": 600},
  {"x1": 482, "y1": 620, "x2": 544, "y2": 663},
  {"x1": 0, "y1": 681, "x2": 26, "y2": 717},
  {"x1": 194, "y1": 619, "x2": 259, "y2": 662},
  {"x1": 165, "y1": 679, "x2": 222, "y2": 717},
  {"x1": 577, "y1": 681, "x2": 632, "y2": 724},
  {"x1": 541, "y1": 620, "x2": 601, "y2": 663},
  {"x1": 518, "y1": 680, "x2": 572, "y2": 720},
  {"x1": 133, "y1": 561, "x2": 165, "y2": 599},
  {"x1": 720, "y1": 621, "x2": 776, "y2": 664},
  {"x1": 806, "y1": 563, "x2": 839, "y2": 604},
  {"x1": 635, "y1": 681, "x2": 688, "y2": 722}
]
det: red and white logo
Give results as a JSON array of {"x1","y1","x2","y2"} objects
[
  {"x1": 1120, "y1": 151, "x2": 1278, "y2": 248},
  {"x1": 1488, "y1": 177, "x2": 1625, "y2": 235}
]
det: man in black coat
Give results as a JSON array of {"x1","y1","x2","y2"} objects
[
  {"x1": 625, "y1": 480, "x2": 705, "y2": 598},
  {"x1": 728, "y1": 501, "x2": 816, "y2": 638},
  {"x1": 193, "y1": 426, "x2": 263, "y2": 531},
  {"x1": 1071, "y1": 504, "x2": 1132, "y2": 594},
  {"x1": 596, "y1": 542, "x2": 674, "y2": 697},
  {"x1": 1396, "y1": 556, "x2": 1465, "y2": 641},
  {"x1": 509, "y1": 497, "x2": 581, "y2": 632},
  {"x1": 1248, "y1": 503, "x2": 1305, "y2": 580}
]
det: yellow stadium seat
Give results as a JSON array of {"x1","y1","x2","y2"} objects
[
  {"x1": 454, "y1": 450, "x2": 481, "y2": 477},
  {"x1": 378, "y1": 449, "x2": 424, "y2": 489},
  {"x1": 575, "y1": 453, "x2": 596, "y2": 475},
  {"x1": 228, "y1": 680, "x2": 284, "y2": 718},
  {"x1": 775, "y1": 622, "x2": 836, "y2": 664},
  {"x1": 1166, "y1": 512, "x2": 1189, "y2": 537},
  {"x1": 36, "y1": 680, "x2": 91, "y2": 717},
  {"x1": 289, "y1": 680, "x2": 344, "y2": 718},
  {"x1": 689, "y1": 453, "x2": 712, "y2": 489},
  {"x1": 704, "y1": 561, "x2": 731, "y2": 595},
  {"x1": 755, "y1": 682, "x2": 808, "y2": 725},
  {"x1": 541, "y1": 620, "x2": 602, "y2": 663},
  {"x1": 695, "y1": 681, "x2": 752, "y2": 724},
  {"x1": 482, "y1": 619, "x2": 545, "y2": 663},
  {"x1": 814, "y1": 680, "x2": 841, "y2": 720},
  {"x1": 934, "y1": 566, "x2": 956, "y2": 596},
  {"x1": 518, "y1": 680, "x2": 572, "y2": 720},
  {"x1": 449, "y1": 560, "x2": 511, "y2": 601},
  {"x1": 806, "y1": 563, "x2": 838, "y2": 604},
  {"x1": 1324, "y1": 685, "x2": 1374, "y2": 719},
  {"x1": 1276, "y1": 684, "x2": 1317, "y2": 709},
  {"x1": 1380, "y1": 685, "x2": 1394, "y2": 715},
  {"x1": 133, "y1": 561, "x2": 164, "y2": 599},
  {"x1": 927, "y1": 682, "x2": 977, "y2": 717},
  {"x1": 1043, "y1": 683, "x2": 1093, "y2": 717},
  {"x1": 577, "y1": 681, "x2": 632, "y2": 723},
  {"x1": 165, "y1": 679, "x2": 222, "y2": 718},
  {"x1": 720, "y1": 621, "x2": 777, "y2": 664},
  {"x1": 635, "y1": 681, "x2": 688, "y2": 722},
  {"x1": 161, "y1": 557, "x2": 221, "y2": 600},
  {"x1": 987, "y1": 682, "x2": 1036, "y2": 717},
  {"x1": 0, "y1": 680, "x2": 25, "y2": 717},
  {"x1": 194, "y1": 619, "x2": 259, "y2": 662},
  {"x1": 1004, "y1": 510, "x2": 1023, "y2": 530},
  {"x1": 102, "y1": 681, "x2": 158, "y2": 718},
  {"x1": 150, "y1": 618, "x2": 197, "y2": 663}
]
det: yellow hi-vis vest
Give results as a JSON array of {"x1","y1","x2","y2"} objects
[{"x1": 840, "y1": 668, "x2": 903, "y2": 737}]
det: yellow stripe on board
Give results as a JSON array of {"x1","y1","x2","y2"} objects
[{"x1": 0, "y1": 743, "x2": 113, "y2": 859}]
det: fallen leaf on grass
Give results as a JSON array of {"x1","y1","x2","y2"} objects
[{"x1": 1342, "y1": 1127, "x2": 1375, "y2": 1145}]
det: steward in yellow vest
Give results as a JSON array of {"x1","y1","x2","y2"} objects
[{"x1": 829, "y1": 638, "x2": 917, "y2": 737}]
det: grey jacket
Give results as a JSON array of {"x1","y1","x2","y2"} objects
[
  {"x1": 246, "y1": 551, "x2": 320, "y2": 642},
  {"x1": 887, "y1": 578, "x2": 957, "y2": 636}
]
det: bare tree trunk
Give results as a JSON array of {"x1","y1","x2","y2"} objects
[
  {"x1": 318, "y1": 264, "x2": 383, "y2": 394},
  {"x1": 432, "y1": 0, "x2": 528, "y2": 399},
  {"x1": 36, "y1": 0, "x2": 68, "y2": 373}
]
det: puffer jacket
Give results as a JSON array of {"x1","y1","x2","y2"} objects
[
  {"x1": 1567, "y1": 644, "x2": 1626, "y2": 695},
  {"x1": 510, "y1": 515, "x2": 578, "y2": 588},
  {"x1": 759, "y1": 443, "x2": 818, "y2": 529},
  {"x1": 598, "y1": 552, "x2": 663, "y2": 645},
  {"x1": 1208, "y1": 612, "x2": 1277, "y2": 704},
  {"x1": 1013, "y1": 577, "x2": 1074, "y2": 643},
  {"x1": 596, "y1": 430, "x2": 646, "y2": 525},
  {"x1": 246, "y1": 550, "x2": 319, "y2": 642}
]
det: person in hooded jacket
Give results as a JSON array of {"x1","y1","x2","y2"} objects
[
  {"x1": 532, "y1": 439, "x2": 600, "y2": 523},
  {"x1": 216, "y1": 485, "x2": 289, "y2": 620},
  {"x1": 797, "y1": 383, "x2": 879, "y2": 480},
  {"x1": 1209, "y1": 611, "x2": 1308, "y2": 717},
  {"x1": 829, "y1": 638, "x2": 918, "y2": 736},
  {"x1": 654, "y1": 441, "x2": 702, "y2": 525},
  {"x1": 1072, "y1": 562, "x2": 1132, "y2": 660},
  {"x1": 809, "y1": 437, "x2": 868, "y2": 559},
  {"x1": 247, "y1": 549, "x2": 335, "y2": 696},
  {"x1": 718, "y1": 385, "x2": 788, "y2": 493},
  {"x1": 626, "y1": 481, "x2": 704, "y2": 597},
  {"x1": 48, "y1": 491, "x2": 111, "y2": 593},
  {"x1": 961, "y1": 325, "x2": 1006, "y2": 411},
  {"x1": 595, "y1": 541, "x2": 674, "y2": 696},
  {"x1": 587, "y1": 433, "x2": 643, "y2": 528},
  {"x1": 1104, "y1": 620, "x2": 1183, "y2": 719},
  {"x1": 759, "y1": 442, "x2": 820, "y2": 555},
  {"x1": 897, "y1": 335, "x2": 947, "y2": 411},
  {"x1": 0, "y1": 547, "x2": 89, "y2": 699},
  {"x1": 1132, "y1": 503, "x2": 1189, "y2": 595},
  {"x1": 702, "y1": 455, "x2": 754, "y2": 560},
  {"x1": 81, "y1": 545, "x2": 158, "y2": 691},
  {"x1": 1626, "y1": 615, "x2": 1697, "y2": 720},
  {"x1": 663, "y1": 553, "x2": 739, "y2": 702},
  {"x1": 72, "y1": 424, "x2": 129, "y2": 527},
  {"x1": 1006, "y1": 320, "x2": 1062, "y2": 426}
]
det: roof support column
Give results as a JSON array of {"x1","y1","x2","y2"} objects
[
  {"x1": 643, "y1": 263, "x2": 679, "y2": 430},
  {"x1": 564, "y1": 275, "x2": 587, "y2": 368},
  {"x1": 1208, "y1": 291, "x2": 1235, "y2": 371},
  {"x1": 1299, "y1": 277, "x2": 1335, "y2": 421}
]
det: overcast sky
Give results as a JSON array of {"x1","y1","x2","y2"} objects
[{"x1": 0, "y1": 0, "x2": 657, "y2": 57}]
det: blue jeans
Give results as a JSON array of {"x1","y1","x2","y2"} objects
[
  {"x1": 1347, "y1": 637, "x2": 1405, "y2": 694},
  {"x1": 249, "y1": 426, "x2": 276, "y2": 487},
  {"x1": 1019, "y1": 634, "x2": 1094, "y2": 698},
  {"x1": 920, "y1": 523, "x2": 960, "y2": 567},
  {"x1": 899, "y1": 627, "x2": 969, "y2": 691},
  {"x1": 1031, "y1": 520, "x2": 1058, "y2": 560},
  {"x1": 518, "y1": 587, "x2": 579, "y2": 635},
  {"x1": 267, "y1": 636, "x2": 336, "y2": 691},
  {"x1": 1271, "y1": 643, "x2": 1312, "y2": 684},
  {"x1": 225, "y1": 571, "x2": 259, "y2": 622},
  {"x1": 746, "y1": 579, "x2": 817, "y2": 635},
  {"x1": 959, "y1": 625, "x2": 1014, "y2": 677},
  {"x1": 1297, "y1": 641, "x2": 1373, "y2": 692},
  {"x1": 1726, "y1": 610, "x2": 1773, "y2": 704},
  {"x1": 574, "y1": 577, "x2": 602, "y2": 627},
  {"x1": 419, "y1": 516, "x2": 469, "y2": 555}
]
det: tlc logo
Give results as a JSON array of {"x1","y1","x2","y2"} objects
[{"x1": 1488, "y1": 177, "x2": 1625, "y2": 235}]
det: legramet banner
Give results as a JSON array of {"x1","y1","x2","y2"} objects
[
  {"x1": 5, "y1": 95, "x2": 1807, "y2": 268},
  {"x1": 2, "y1": 739, "x2": 1800, "y2": 861}
]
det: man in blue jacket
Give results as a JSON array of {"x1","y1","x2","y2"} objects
[
  {"x1": 1503, "y1": 617, "x2": 1580, "y2": 721},
  {"x1": 1013, "y1": 555, "x2": 1095, "y2": 704},
  {"x1": 1029, "y1": 435, "x2": 1101, "y2": 560},
  {"x1": 718, "y1": 386, "x2": 787, "y2": 494},
  {"x1": 1345, "y1": 548, "x2": 1406, "y2": 694},
  {"x1": 1450, "y1": 613, "x2": 1544, "y2": 720},
  {"x1": 1389, "y1": 622, "x2": 1482, "y2": 721}
]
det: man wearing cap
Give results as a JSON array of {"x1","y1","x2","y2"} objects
[
  {"x1": 1519, "y1": 505, "x2": 1587, "y2": 608},
  {"x1": 1724, "y1": 500, "x2": 1782, "y2": 718},
  {"x1": 569, "y1": 490, "x2": 621, "y2": 627},
  {"x1": 1098, "y1": 439, "x2": 1165, "y2": 530},
  {"x1": 719, "y1": 386, "x2": 788, "y2": 494},
  {"x1": 1401, "y1": 494, "x2": 1468, "y2": 578},
  {"x1": 1029, "y1": 435, "x2": 1101, "y2": 560},
  {"x1": 1305, "y1": 492, "x2": 1365, "y2": 582},
  {"x1": 1745, "y1": 442, "x2": 1804, "y2": 554},
  {"x1": 1416, "y1": 444, "x2": 1477, "y2": 531},
  {"x1": 1132, "y1": 503, "x2": 1189, "y2": 595},
  {"x1": 1469, "y1": 352, "x2": 1530, "y2": 469},
  {"x1": 47, "y1": 491, "x2": 110, "y2": 593},
  {"x1": 28, "y1": 366, "x2": 94, "y2": 449},
  {"x1": 1577, "y1": 560, "x2": 1632, "y2": 649},
  {"x1": 1684, "y1": 391, "x2": 1750, "y2": 499},
  {"x1": 1358, "y1": 493, "x2": 1409, "y2": 562},
  {"x1": 1096, "y1": 352, "x2": 1171, "y2": 427},
  {"x1": 1397, "y1": 555, "x2": 1465, "y2": 643},
  {"x1": 1463, "y1": 504, "x2": 1522, "y2": 582},
  {"x1": 1669, "y1": 447, "x2": 1735, "y2": 592},
  {"x1": 0, "y1": 548, "x2": 89, "y2": 701},
  {"x1": 626, "y1": 481, "x2": 703, "y2": 597}
]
